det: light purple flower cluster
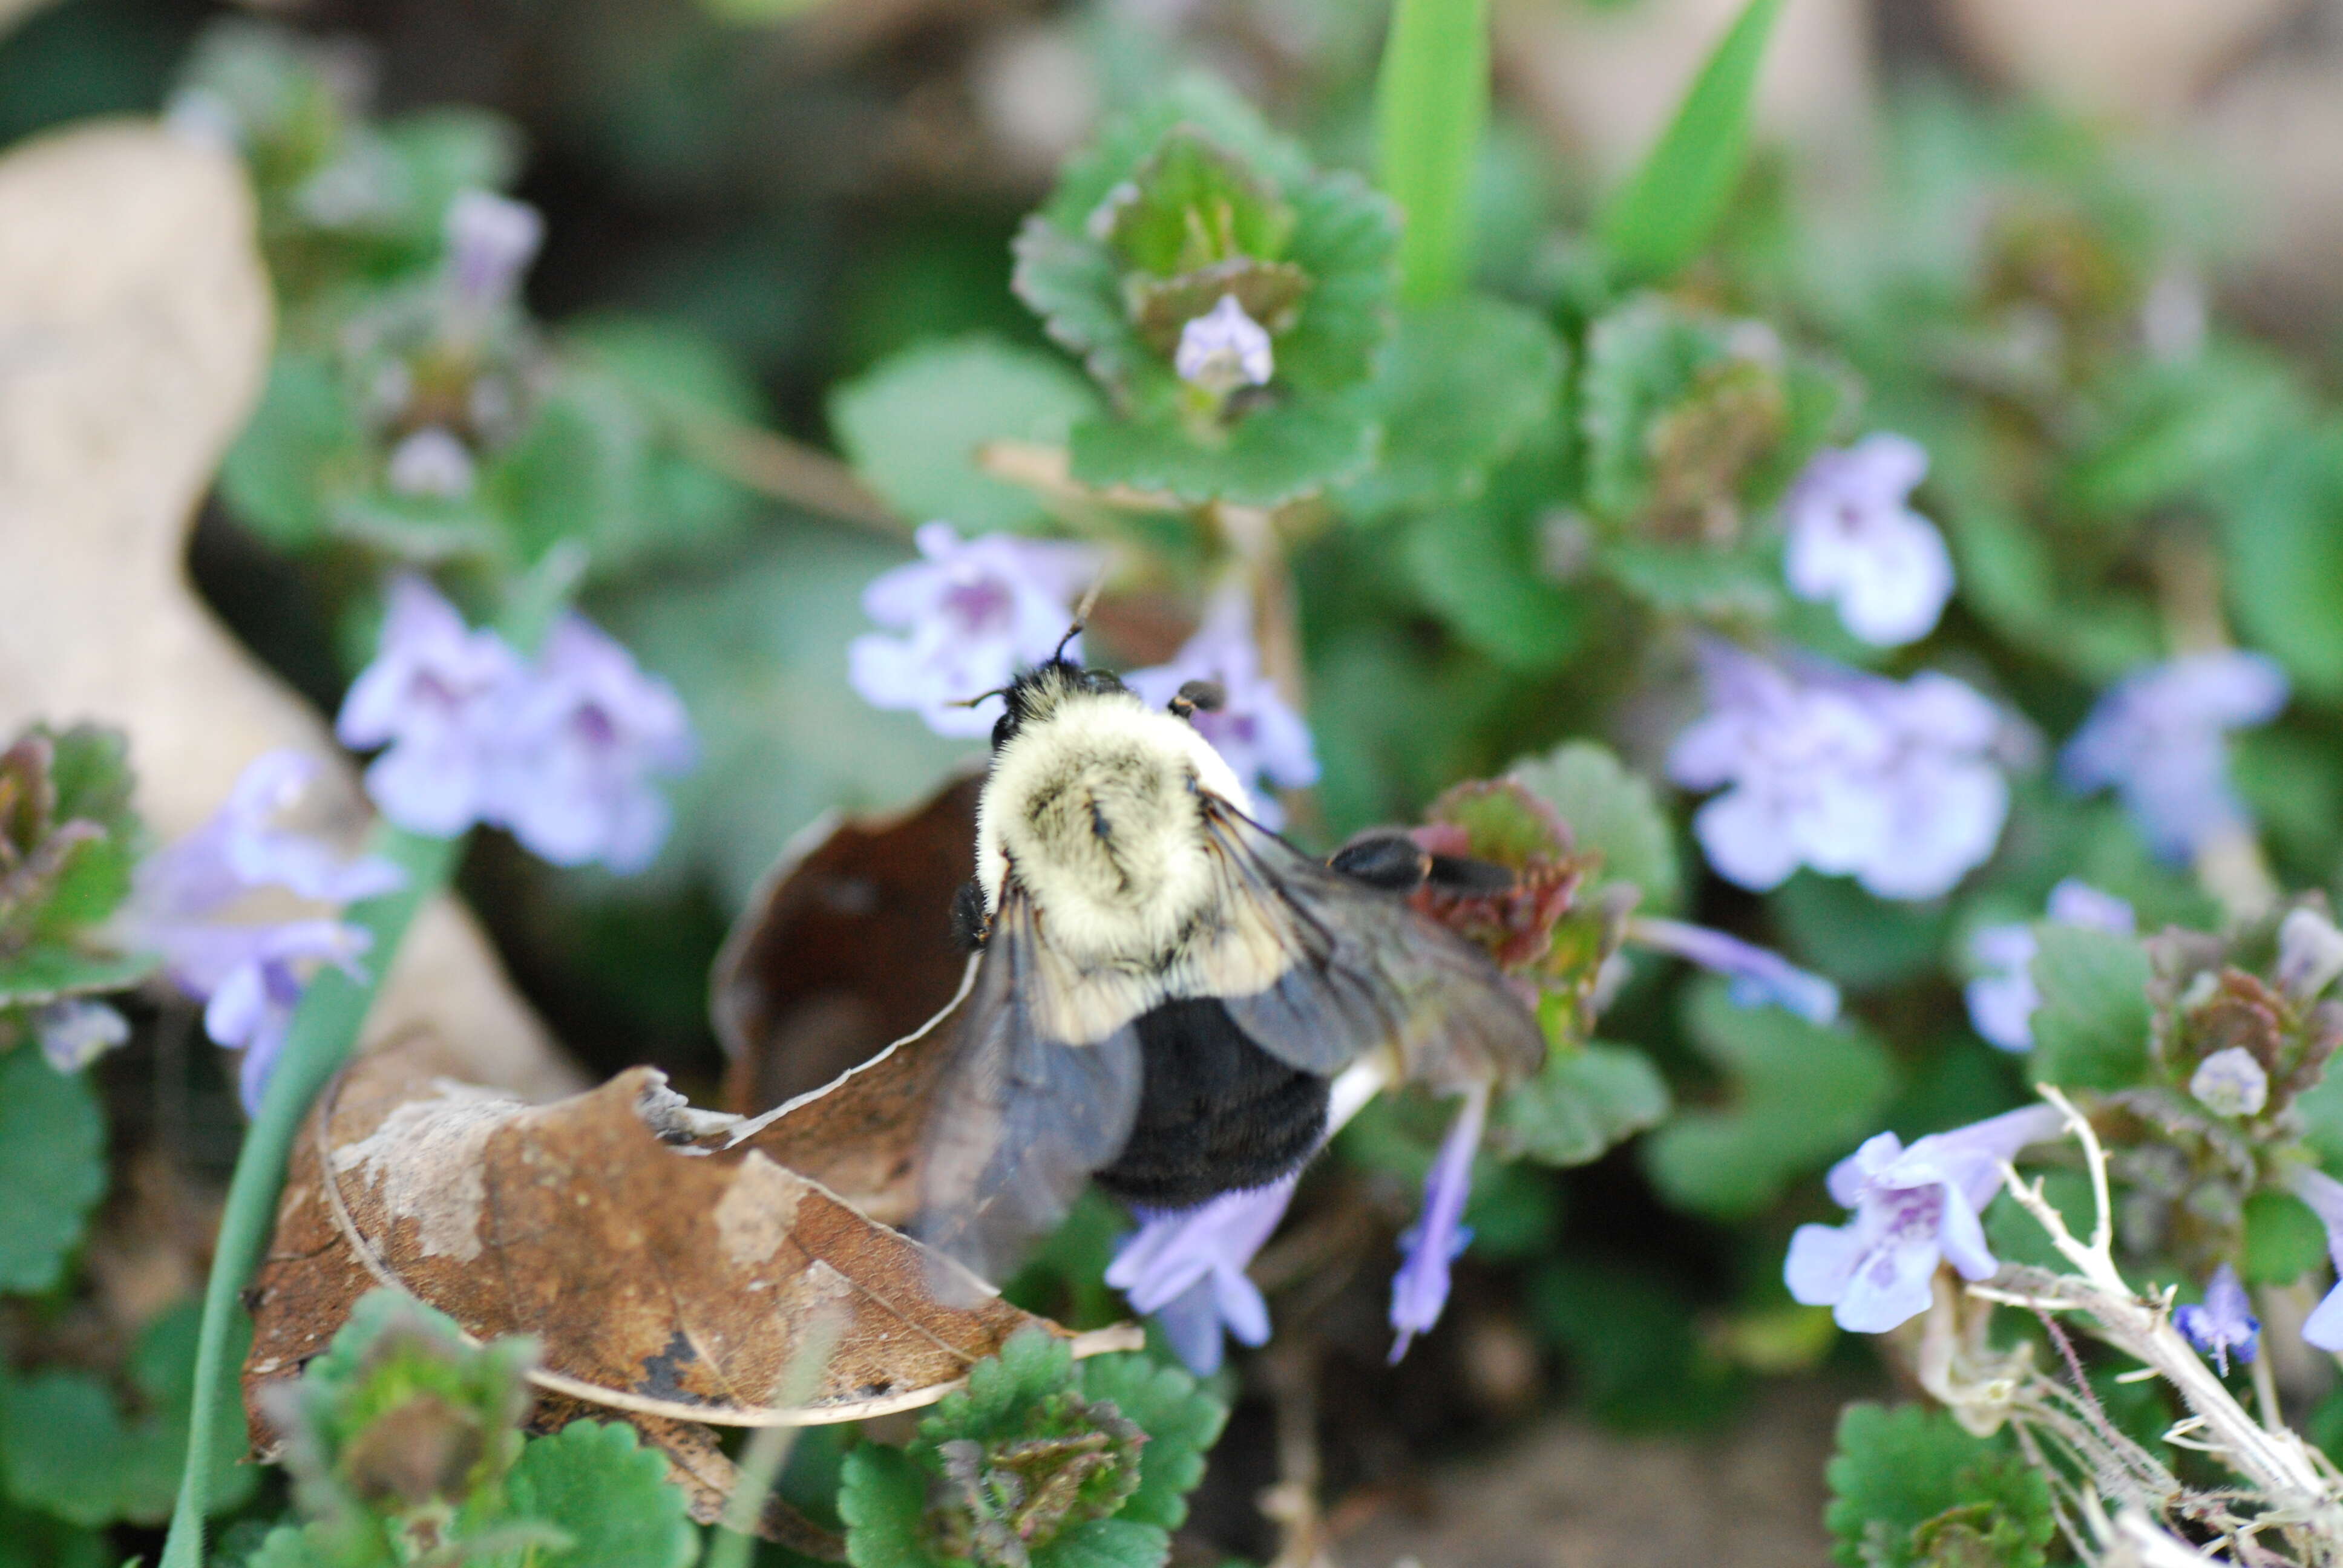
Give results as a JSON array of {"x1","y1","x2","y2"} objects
[
  {"x1": 1627, "y1": 915, "x2": 1841, "y2": 1025},
  {"x1": 1784, "y1": 1105, "x2": 2061, "y2": 1333},
  {"x1": 1668, "y1": 641, "x2": 2010, "y2": 902},
  {"x1": 1105, "y1": 1175, "x2": 1296, "y2": 1375},
  {"x1": 115, "y1": 752, "x2": 405, "y2": 1112},
  {"x1": 2059, "y1": 651, "x2": 2287, "y2": 862},
  {"x1": 1781, "y1": 434, "x2": 1955, "y2": 647},
  {"x1": 849, "y1": 523, "x2": 1106, "y2": 739},
  {"x1": 1964, "y1": 880, "x2": 2135, "y2": 1053},
  {"x1": 1124, "y1": 588, "x2": 1318, "y2": 829},
  {"x1": 1107, "y1": 1070, "x2": 1483, "y2": 1373},
  {"x1": 2175, "y1": 1264, "x2": 2258, "y2": 1375},
  {"x1": 336, "y1": 574, "x2": 693, "y2": 872}
]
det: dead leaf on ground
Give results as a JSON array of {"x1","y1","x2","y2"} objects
[
  {"x1": 243, "y1": 1030, "x2": 1135, "y2": 1520},
  {"x1": 712, "y1": 774, "x2": 981, "y2": 1116}
]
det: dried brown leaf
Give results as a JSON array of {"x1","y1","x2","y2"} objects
[
  {"x1": 713, "y1": 774, "x2": 983, "y2": 1116},
  {"x1": 244, "y1": 1030, "x2": 1132, "y2": 1464}
]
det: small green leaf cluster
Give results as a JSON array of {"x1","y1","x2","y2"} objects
[
  {"x1": 0, "y1": 723, "x2": 156, "y2": 1041},
  {"x1": 841, "y1": 1331, "x2": 1223, "y2": 1568},
  {"x1": 1824, "y1": 1403, "x2": 2054, "y2": 1568},
  {"x1": 0, "y1": 1302, "x2": 255, "y2": 1529},
  {"x1": 180, "y1": 22, "x2": 765, "y2": 635},
  {"x1": 242, "y1": 1289, "x2": 697, "y2": 1568},
  {"x1": 1012, "y1": 77, "x2": 1400, "y2": 506}
]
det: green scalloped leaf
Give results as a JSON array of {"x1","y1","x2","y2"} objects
[
  {"x1": 1069, "y1": 400, "x2": 1376, "y2": 506},
  {"x1": 1824, "y1": 1403, "x2": 2052, "y2": 1568},
  {"x1": 1074, "y1": 1355, "x2": 1225, "y2": 1532},
  {"x1": 1343, "y1": 294, "x2": 1564, "y2": 520},
  {"x1": 0, "y1": 947, "x2": 156, "y2": 1010},
  {"x1": 505, "y1": 1421, "x2": 700, "y2": 1568},
  {"x1": 2027, "y1": 924, "x2": 2151, "y2": 1091},
  {"x1": 1510, "y1": 740, "x2": 1681, "y2": 912},
  {"x1": 840, "y1": 1445, "x2": 935, "y2": 1568},
  {"x1": 830, "y1": 335, "x2": 1103, "y2": 532},
  {"x1": 0, "y1": 1047, "x2": 105, "y2": 1294},
  {"x1": 0, "y1": 1302, "x2": 254, "y2": 1527},
  {"x1": 1497, "y1": 1041, "x2": 1671, "y2": 1167},
  {"x1": 1643, "y1": 979, "x2": 1896, "y2": 1218}
]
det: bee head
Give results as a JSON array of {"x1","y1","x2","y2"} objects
[{"x1": 991, "y1": 655, "x2": 1129, "y2": 750}]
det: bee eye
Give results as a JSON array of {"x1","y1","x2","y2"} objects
[
  {"x1": 991, "y1": 711, "x2": 1016, "y2": 750},
  {"x1": 1169, "y1": 679, "x2": 1225, "y2": 721}
]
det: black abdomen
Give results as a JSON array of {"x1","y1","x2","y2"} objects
[{"x1": 1093, "y1": 996, "x2": 1328, "y2": 1210}]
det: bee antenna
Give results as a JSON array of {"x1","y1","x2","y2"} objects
[
  {"x1": 1053, "y1": 571, "x2": 1108, "y2": 664},
  {"x1": 951, "y1": 685, "x2": 1012, "y2": 710}
]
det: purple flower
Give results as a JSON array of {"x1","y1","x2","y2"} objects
[
  {"x1": 849, "y1": 523, "x2": 1106, "y2": 739},
  {"x1": 336, "y1": 574, "x2": 523, "y2": 837},
  {"x1": 1124, "y1": 588, "x2": 1317, "y2": 829},
  {"x1": 1668, "y1": 641, "x2": 2009, "y2": 902},
  {"x1": 2059, "y1": 652, "x2": 2287, "y2": 861},
  {"x1": 116, "y1": 753, "x2": 404, "y2": 1112},
  {"x1": 1625, "y1": 915, "x2": 1839, "y2": 1024},
  {"x1": 1105, "y1": 1175, "x2": 1297, "y2": 1375},
  {"x1": 2277, "y1": 906, "x2": 2343, "y2": 1003},
  {"x1": 1390, "y1": 1085, "x2": 1489, "y2": 1362},
  {"x1": 2191, "y1": 1048, "x2": 2269, "y2": 1119},
  {"x1": 487, "y1": 615, "x2": 694, "y2": 874},
  {"x1": 2175, "y1": 1264, "x2": 2258, "y2": 1375},
  {"x1": 1964, "y1": 880, "x2": 2135, "y2": 1053},
  {"x1": 1784, "y1": 1105, "x2": 2062, "y2": 1333},
  {"x1": 1782, "y1": 434, "x2": 1955, "y2": 647},
  {"x1": 444, "y1": 189, "x2": 543, "y2": 311},
  {"x1": 385, "y1": 426, "x2": 477, "y2": 500},
  {"x1": 34, "y1": 999, "x2": 129, "y2": 1074},
  {"x1": 2291, "y1": 1167, "x2": 2343, "y2": 1351},
  {"x1": 1174, "y1": 295, "x2": 1274, "y2": 395},
  {"x1": 336, "y1": 575, "x2": 695, "y2": 872}
]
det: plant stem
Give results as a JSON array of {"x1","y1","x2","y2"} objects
[
  {"x1": 1375, "y1": 0, "x2": 1489, "y2": 305},
  {"x1": 160, "y1": 825, "x2": 462, "y2": 1568}
]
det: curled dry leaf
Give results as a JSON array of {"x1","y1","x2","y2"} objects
[
  {"x1": 713, "y1": 773, "x2": 982, "y2": 1115},
  {"x1": 0, "y1": 120, "x2": 575, "y2": 1101},
  {"x1": 244, "y1": 1031, "x2": 1137, "y2": 1512}
]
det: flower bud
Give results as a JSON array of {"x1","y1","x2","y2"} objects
[
  {"x1": 2190, "y1": 1046, "x2": 2269, "y2": 1118},
  {"x1": 1173, "y1": 294, "x2": 1273, "y2": 396},
  {"x1": 2278, "y1": 906, "x2": 2343, "y2": 1002}
]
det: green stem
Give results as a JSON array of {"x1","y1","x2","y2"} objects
[
  {"x1": 1375, "y1": 0, "x2": 1490, "y2": 305},
  {"x1": 160, "y1": 825, "x2": 462, "y2": 1568}
]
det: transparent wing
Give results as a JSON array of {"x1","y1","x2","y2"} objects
[
  {"x1": 1202, "y1": 800, "x2": 1545, "y2": 1091},
  {"x1": 913, "y1": 881, "x2": 1142, "y2": 1287}
]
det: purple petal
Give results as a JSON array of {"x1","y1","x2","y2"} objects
[
  {"x1": 1389, "y1": 1087, "x2": 1487, "y2": 1362},
  {"x1": 2175, "y1": 1264, "x2": 2258, "y2": 1374},
  {"x1": 1784, "y1": 1221, "x2": 1864, "y2": 1307},
  {"x1": 1628, "y1": 917, "x2": 1840, "y2": 1024},
  {"x1": 35, "y1": 999, "x2": 129, "y2": 1073},
  {"x1": 2059, "y1": 653, "x2": 2288, "y2": 860}
]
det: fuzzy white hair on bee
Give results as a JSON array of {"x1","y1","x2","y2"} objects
[{"x1": 974, "y1": 659, "x2": 1249, "y2": 966}]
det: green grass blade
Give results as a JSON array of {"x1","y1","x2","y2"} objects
[
  {"x1": 1377, "y1": 0, "x2": 1491, "y2": 305},
  {"x1": 1595, "y1": 0, "x2": 1786, "y2": 286},
  {"x1": 159, "y1": 825, "x2": 461, "y2": 1568}
]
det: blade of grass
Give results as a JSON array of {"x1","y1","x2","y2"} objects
[
  {"x1": 1595, "y1": 0, "x2": 1786, "y2": 286},
  {"x1": 1376, "y1": 0, "x2": 1491, "y2": 305},
  {"x1": 159, "y1": 825, "x2": 461, "y2": 1568}
]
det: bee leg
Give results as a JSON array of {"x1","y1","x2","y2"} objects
[
  {"x1": 949, "y1": 877, "x2": 991, "y2": 952},
  {"x1": 1328, "y1": 831, "x2": 1434, "y2": 890},
  {"x1": 1331, "y1": 832, "x2": 1519, "y2": 897}
]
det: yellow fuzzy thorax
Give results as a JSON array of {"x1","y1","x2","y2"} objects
[{"x1": 974, "y1": 674, "x2": 1253, "y2": 975}]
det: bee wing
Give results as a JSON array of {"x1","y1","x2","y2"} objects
[
  {"x1": 1202, "y1": 799, "x2": 1545, "y2": 1090},
  {"x1": 914, "y1": 880, "x2": 1142, "y2": 1286}
]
